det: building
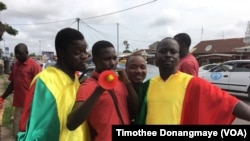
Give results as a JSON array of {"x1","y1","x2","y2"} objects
[
  {"x1": 120, "y1": 37, "x2": 250, "y2": 66},
  {"x1": 191, "y1": 38, "x2": 250, "y2": 65}
]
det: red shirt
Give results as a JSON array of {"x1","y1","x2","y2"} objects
[
  {"x1": 178, "y1": 54, "x2": 199, "y2": 76},
  {"x1": 76, "y1": 70, "x2": 130, "y2": 141},
  {"x1": 9, "y1": 57, "x2": 42, "y2": 107}
]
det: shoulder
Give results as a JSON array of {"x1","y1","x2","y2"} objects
[
  {"x1": 79, "y1": 77, "x2": 97, "y2": 89},
  {"x1": 26, "y1": 58, "x2": 41, "y2": 66}
]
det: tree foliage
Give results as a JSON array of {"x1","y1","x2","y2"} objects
[
  {"x1": 0, "y1": 2, "x2": 18, "y2": 41},
  {"x1": 3, "y1": 23, "x2": 18, "y2": 36},
  {"x1": 123, "y1": 50, "x2": 132, "y2": 53},
  {"x1": 0, "y1": 2, "x2": 7, "y2": 10}
]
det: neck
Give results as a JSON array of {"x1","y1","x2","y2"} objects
[
  {"x1": 159, "y1": 67, "x2": 177, "y2": 81},
  {"x1": 131, "y1": 82, "x2": 142, "y2": 92},
  {"x1": 180, "y1": 51, "x2": 190, "y2": 59},
  {"x1": 55, "y1": 62, "x2": 75, "y2": 81}
]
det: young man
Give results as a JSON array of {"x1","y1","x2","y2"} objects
[
  {"x1": 125, "y1": 54, "x2": 147, "y2": 124},
  {"x1": 17, "y1": 28, "x2": 90, "y2": 141},
  {"x1": 67, "y1": 40, "x2": 139, "y2": 141},
  {"x1": 136, "y1": 37, "x2": 250, "y2": 124},
  {"x1": 125, "y1": 54, "x2": 147, "y2": 93},
  {"x1": 0, "y1": 43, "x2": 42, "y2": 137},
  {"x1": 174, "y1": 33, "x2": 199, "y2": 76}
]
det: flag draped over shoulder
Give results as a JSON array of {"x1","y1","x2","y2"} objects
[
  {"x1": 181, "y1": 76, "x2": 238, "y2": 124},
  {"x1": 136, "y1": 71, "x2": 238, "y2": 125},
  {"x1": 17, "y1": 67, "x2": 90, "y2": 141}
]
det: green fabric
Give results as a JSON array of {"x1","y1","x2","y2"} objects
[
  {"x1": 135, "y1": 79, "x2": 150, "y2": 124},
  {"x1": 17, "y1": 78, "x2": 60, "y2": 141}
]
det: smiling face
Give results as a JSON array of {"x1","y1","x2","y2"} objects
[
  {"x1": 125, "y1": 55, "x2": 147, "y2": 83},
  {"x1": 156, "y1": 37, "x2": 180, "y2": 74}
]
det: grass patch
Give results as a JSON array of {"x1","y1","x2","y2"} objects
[
  {"x1": 0, "y1": 74, "x2": 14, "y2": 129},
  {"x1": 2, "y1": 104, "x2": 14, "y2": 129}
]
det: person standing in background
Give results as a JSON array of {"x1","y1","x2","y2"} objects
[
  {"x1": 125, "y1": 54, "x2": 147, "y2": 93},
  {"x1": 174, "y1": 33, "x2": 199, "y2": 76},
  {"x1": 125, "y1": 54, "x2": 147, "y2": 124},
  {"x1": 0, "y1": 43, "x2": 42, "y2": 137}
]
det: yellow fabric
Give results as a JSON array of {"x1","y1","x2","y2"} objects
[
  {"x1": 40, "y1": 67, "x2": 90, "y2": 141},
  {"x1": 146, "y1": 71, "x2": 193, "y2": 124}
]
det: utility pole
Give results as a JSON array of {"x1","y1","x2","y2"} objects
[
  {"x1": 117, "y1": 23, "x2": 119, "y2": 56},
  {"x1": 244, "y1": 21, "x2": 250, "y2": 46},
  {"x1": 201, "y1": 26, "x2": 203, "y2": 41},
  {"x1": 76, "y1": 18, "x2": 80, "y2": 31},
  {"x1": 39, "y1": 40, "x2": 41, "y2": 58}
]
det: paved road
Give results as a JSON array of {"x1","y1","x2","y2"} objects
[{"x1": 230, "y1": 92, "x2": 250, "y2": 125}]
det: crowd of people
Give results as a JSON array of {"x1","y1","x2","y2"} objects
[{"x1": 0, "y1": 28, "x2": 249, "y2": 141}]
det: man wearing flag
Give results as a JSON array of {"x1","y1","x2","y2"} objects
[
  {"x1": 136, "y1": 37, "x2": 250, "y2": 124},
  {"x1": 17, "y1": 28, "x2": 90, "y2": 141}
]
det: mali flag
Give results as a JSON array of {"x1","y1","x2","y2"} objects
[
  {"x1": 17, "y1": 67, "x2": 90, "y2": 141},
  {"x1": 136, "y1": 71, "x2": 238, "y2": 125}
]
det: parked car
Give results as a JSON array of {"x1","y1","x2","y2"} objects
[
  {"x1": 199, "y1": 63, "x2": 219, "y2": 72},
  {"x1": 198, "y1": 60, "x2": 250, "y2": 98}
]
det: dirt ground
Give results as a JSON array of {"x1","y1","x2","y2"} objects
[
  {"x1": 0, "y1": 126, "x2": 15, "y2": 141},
  {"x1": 0, "y1": 74, "x2": 15, "y2": 141}
]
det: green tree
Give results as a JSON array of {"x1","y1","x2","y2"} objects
[
  {"x1": 29, "y1": 53, "x2": 36, "y2": 57},
  {"x1": 0, "y1": 2, "x2": 18, "y2": 41}
]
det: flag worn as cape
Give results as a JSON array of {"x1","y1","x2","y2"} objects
[
  {"x1": 17, "y1": 67, "x2": 90, "y2": 141},
  {"x1": 136, "y1": 71, "x2": 238, "y2": 124}
]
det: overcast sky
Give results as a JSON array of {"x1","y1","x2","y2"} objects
[{"x1": 0, "y1": 0, "x2": 250, "y2": 55}]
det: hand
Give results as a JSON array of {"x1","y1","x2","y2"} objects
[
  {"x1": 0, "y1": 97, "x2": 4, "y2": 109},
  {"x1": 117, "y1": 69, "x2": 131, "y2": 85}
]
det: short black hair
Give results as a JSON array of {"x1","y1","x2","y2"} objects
[
  {"x1": 125, "y1": 54, "x2": 145, "y2": 67},
  {"x1": 156, "y1": 37, "x2": 174, "y2": 51},
  {"x1": 173, "y1": 33, "x2": 191, "y2": 48},
  {"x1": 15, "y1": 43, "x2": 28, "y2": 50},
  {"x1": 55, "y1": 27, "x2": 84, "y2": 54},
  {"x1": 92, "y1": 40, "x2": 114, "y2": 57}
]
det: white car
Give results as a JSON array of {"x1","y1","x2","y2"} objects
[{"x1": 199, "y1": 60, "x2": 250, "y2": 98}]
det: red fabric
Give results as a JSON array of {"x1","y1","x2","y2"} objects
[
  {"x1": 76, "y1": 70, "x2": 130, "y2": 141},
  {"x1": 178, "y1": 54, "x2": 199, "y2": 76},
  {"x1": 9, "y1": 57, "x2": 41, "y2": 107},
  {"x1": 0, "y1": 97, "x2": 4, "y2": 109},
  {"x1": 19, "y1": 82, "x2": 36, "y2": 131},
  {"x1": 75, "y1": 71, "x2": 80, "y2": 77},
  {"x1": 181, "y1": 77, "x2": 239, "y2": 124}
]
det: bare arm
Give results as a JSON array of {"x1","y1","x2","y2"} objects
[
  {"x1": 233, "y1": 100, "x2": 250, "y2": 121},
  {"x1": 1, "y1": 81, "x2": 14, "y2": 99},
  {"x1": 67, "y1": 86, "x2": 104, "y2": 130}
]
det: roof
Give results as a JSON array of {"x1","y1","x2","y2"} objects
[
  {"x1": 192, "y1": 38, "x2": 246, "y2": 55},
  {"x1": 148, "y1": 41, "x2": 159, "y2": 49}
]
